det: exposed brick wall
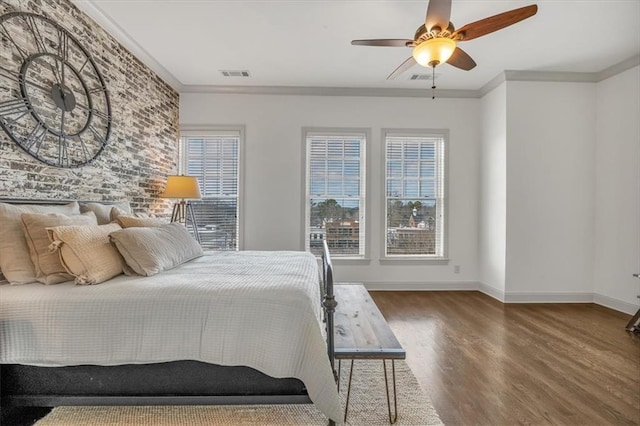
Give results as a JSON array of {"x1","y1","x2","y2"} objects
[{"x1": 0, "y1": 0, "x2": 179, "y2": 215}]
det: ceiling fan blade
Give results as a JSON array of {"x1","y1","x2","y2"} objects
[
  {"x1": 425, "y1": 0, "x2": 452, "y2": 32},
  {"x1": 453, "y1": 4, "x2": 538, "y2": 41},
  {"x1": 387, "y1": 57, "x2": 417, "y2": 80},
  {"x1": 446, "y1": 47, "x2": 476, "y2": 70},
  {"x1": 351, "y1": 39, "x2": 414, "y2": 47}
]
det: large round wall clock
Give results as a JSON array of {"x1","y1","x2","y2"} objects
[{"x1": 0, "y1": 11, "x2": 111, "y2": 168}]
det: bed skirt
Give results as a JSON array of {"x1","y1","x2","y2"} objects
[{"x1": 1, "y1": 361, "x2": 310, "y2": 407}]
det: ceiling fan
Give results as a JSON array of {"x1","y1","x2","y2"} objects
[{"x1": 351, "y1": 0, "x2": 538, "y2": 90}]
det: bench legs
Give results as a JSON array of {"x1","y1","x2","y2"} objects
[
  {"x1": 383, "y1": 359, "x2": 398, "y2": 424},
  {"x1": 338, "y1": 359, "x2": 399, "y2": 424}
]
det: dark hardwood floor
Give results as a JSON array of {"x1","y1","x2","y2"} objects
[{"x1": 370, "y1": 291, "x2": 640, "y2": 426}]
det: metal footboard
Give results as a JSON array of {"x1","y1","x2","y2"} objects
[
  {"x1": 321, "y1": 240, "x2": 337, "y2": 381},
  {"x1": 321, "y1": 240, "x2": 338, "y2": 426}
]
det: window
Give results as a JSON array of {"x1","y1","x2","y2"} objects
[
  {"x1": 181, "y1": 129, "x2": 242, "y2": 250},
  {"x1": 384, "y1": 131, "x2": 446, "y2": 257},
  {"x1": 304, "y1": 130, "x2": 366, "y2": 257}
]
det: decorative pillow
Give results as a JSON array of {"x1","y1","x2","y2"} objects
[
  {"x1": 113, "y1": 214, "x2": 167, "y2": 228},
  {"x1": 80, "y1": 201, "x2": 132, "y2": 225},
  {"x1": 110, "y1": 206, "x2": 151, "y2": 220},
  {"x1": 110, "y1": 223, "x2": 203, "y2": 277},
  {"x1": 0, "y1": 202, "x2": 80, "y2": 284},
  {"x1": 47, "y1": 223, "x2": 124, "y2": 285},
  {"x1": 21, "y1": 211, "x2": 98, "y2": 285}
]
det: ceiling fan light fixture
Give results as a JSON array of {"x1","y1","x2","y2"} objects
[{"x1": 412, "y1": 37, "x2": 457, "y2": 67}]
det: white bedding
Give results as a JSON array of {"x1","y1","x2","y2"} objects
[{"x1": 0, "y1": 250, "x2": 342, "y2": 423}]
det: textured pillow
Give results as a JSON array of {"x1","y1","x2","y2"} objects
[
  {"x1": 0, "y1": 202, "x2": 80, "y2": 284},
  {"x1": 110, "y1": 206, "x2": 151, "y2": 220},
  {"x1": 21, "y1": 211, "x2": 98, "y2": 285},
  {"x1": 80, "y1": 201, "x2": 132, "y2": 225},
  {"x1": 110, "y1": 223, "x2": 203, "y2": 276},
  {"x1": 113, "y1": 214, "x2": 167, "y2": 228},
  {"x1": 47, "y1": 223, "x2": 124, "y2": 285}
]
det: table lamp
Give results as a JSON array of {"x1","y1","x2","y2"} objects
[{"x1": 161, "y1": 175, "x2": 202, "y2": 243}]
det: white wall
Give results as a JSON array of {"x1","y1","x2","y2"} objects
[
  {"x1": 594, "y1": 66, "x2": 640, "y2": 311},
  {"x1": 479, "y1": 83, "x2": 507, "y2": 298},
  {"x1": 181, "y1": 68, "x2": 639, "y2": 311},
  {"x1": 505, "y1": 81, "x2": 597, "y2": 297},
  {"x1": 180, "y1": 93, "x2": 481, "y2": 287}
]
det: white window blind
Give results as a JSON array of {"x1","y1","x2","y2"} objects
[
  {"x1": 181, "y1": 131, "x2": 240, "y2": 250},
  {"x1": 385, "y1": 133, "x2": 445, "y2": 257},
  {"x1": 305, "y1": 132, "x2": 366, "y2": 257}
]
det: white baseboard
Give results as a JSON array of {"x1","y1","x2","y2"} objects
[
  {"x1": 477, "y1": 283, "x2": 505, "y2": 302},
  {"x1": 362, "y1": 281, "x2": 479, "y2": 291},
  {"x1": 474, "y1": 283, "x2": 597, "y2": 304},
  {"x1": 351, "y1": 282, "x2": 637, "y2": 315},
  {"x1": 593, "y1": 293, "x2": 639, "y2": 315},
  {"x1": 504, "y1": 292, "x2": 594, "y2": 303}
]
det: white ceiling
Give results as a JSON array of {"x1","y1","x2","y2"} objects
[{"x1": 73, "y1": 0, "x2": 640, "y2": 92}]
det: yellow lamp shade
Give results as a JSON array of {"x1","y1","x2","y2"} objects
[
  {"x1": 412, "y1": 38, "x2": 457, "y2": 67},
  {"x1": 161, "y1": 175, "x2": 202, "y2": 199}
]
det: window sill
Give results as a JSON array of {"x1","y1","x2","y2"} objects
[{"x1": 379, "y1": 257, "x2": 450, "y2": 265}]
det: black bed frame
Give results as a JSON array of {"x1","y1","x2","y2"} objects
[{"x1": 0, "y1": 198, "x2": 338, "y2": 424}]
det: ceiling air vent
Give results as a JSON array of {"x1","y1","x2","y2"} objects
[
  {"x1": 220, "y1": 70, "x2": 251, "y2": 77},
  {"x1": 410, "y1": 73, "x2": 439, "y2": 80}
]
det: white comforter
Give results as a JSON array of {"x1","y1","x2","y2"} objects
[{"x1": 0, "y1": 250, "x2": 342, "y2": 423}]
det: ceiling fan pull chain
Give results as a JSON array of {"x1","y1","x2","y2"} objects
[{"x1": 431, "y1": 66, "x2": 436, "y2": 99}]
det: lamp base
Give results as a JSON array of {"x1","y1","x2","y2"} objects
[{"x1": 170, "y1": 200, "x2": 201, "y2": 243}]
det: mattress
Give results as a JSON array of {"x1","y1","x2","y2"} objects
[{"x1": 0, "y1": 250, "x2": 342, "y2": 422}]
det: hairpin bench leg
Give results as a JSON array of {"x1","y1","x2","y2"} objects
[
  {"x1": 383, "y1": 359, "x2": 398, "y2": 424},
  {"x1": 343, "y1": 359, "x2": 355, "y2": 423}
]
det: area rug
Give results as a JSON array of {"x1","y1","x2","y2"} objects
[{"x1": 35, "y1": 360, "x2": 443, "y2": 425}]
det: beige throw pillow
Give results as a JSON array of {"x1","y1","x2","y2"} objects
[
  {"x1": 21, "y1": 211, "x2": 98, "y2": 285},
  {"x1": 47, "y1": 223, "x2": 124, "y2": 285},
  {"x1": 0, "y1": 202, "x2": 80, "y2": 284},
  {"x1": 110, "y1": 223, "x2": 203, "y2": 276},
  {"x1": 80, "y1": 201, "x2": 132, "y2": 225},
  {"x1": 113, "y1": 214, "x2": 167, "y2": 228}
]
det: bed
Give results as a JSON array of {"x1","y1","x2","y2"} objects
[{"x1": 0, "y1": 199, "x2": 341, "y2": 424}]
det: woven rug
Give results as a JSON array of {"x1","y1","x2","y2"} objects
[{"x1": 35, "y1": 360, "x2": 443, "y2": 425}]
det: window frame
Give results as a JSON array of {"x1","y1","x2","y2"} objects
[
  {"x1": 301, "y1": 127, "x2": 370, "y2": 262},
  {"x1": 179, "y1": 125, "x2": 245, "y2": 251},
  {"x1": 380, "y1": 128, "x2": 449, "y2": 263}
]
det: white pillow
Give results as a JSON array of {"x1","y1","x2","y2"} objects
[
  {"x1": 110, "y1": 223, "x2": 203, "y2": 276},
  {"x1": 0, "y1": 202, "x2": 80, "y2": 284},
  {"x1": 21, "y1": 211, "x2": 98, "y2": 285},
  {"x1": 112, "y1": 214, "x2": 167, "y2": 228},
  {"x1": 80, "y1": 201, "x2": 132, "y2": 225},
  {"x1": 47, "y1": 223, "x2": 124, "y2": 285}
]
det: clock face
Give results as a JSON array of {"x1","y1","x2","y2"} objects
[{"x1": 0, "y1": 12, "x2": 111, "y2": 168}]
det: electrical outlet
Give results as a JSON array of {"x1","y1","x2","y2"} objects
[{"x1": 454, "y1": 265, "x2": 460, "y2": 274}]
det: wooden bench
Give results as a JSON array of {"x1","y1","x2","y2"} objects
[{"x1": 334, "y1": 284, "x2": 406, "y2": 424}]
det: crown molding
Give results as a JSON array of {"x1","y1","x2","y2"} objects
[
  {"x1": 180, "y1": 84, "x2": 478, "y2": 99},
  {"x1": 597, "y1": 54, "x2": 640, "y2": 81},
  {"x1": 70, "y1": 0, "x2": 183, "y2": 92},
  {"x1": 478, "y1": 73, "x2": 507, "y2": 97},
  {"x1": 479, "y1": 55, "x2": 640, "y2": 97},
  {"x1": 184, "y1": 54, "x2": 640, "y2": 98},
  {"x1": 503, "y1": 69, "x2": 599, "y2": 83}
]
